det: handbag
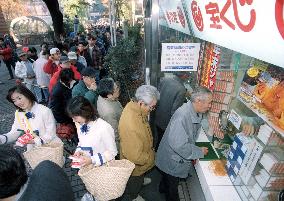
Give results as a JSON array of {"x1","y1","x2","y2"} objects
[
  {"x1": 56, "y1": 123, "x2": 76, "y2": 140},
  {"x1": 78, "y1": 159, "x2": 135, "y2": 201},
  {"x1": 23, "y1": 140, "x2": 64, "y2": 169}
]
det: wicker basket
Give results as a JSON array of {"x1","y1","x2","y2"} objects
[
  {"x1": 78, "y1": 159, "x2": 135, "y2": 201},
  {"x1": 23, "y1": 141, "x2": 64, "y2": 169}
]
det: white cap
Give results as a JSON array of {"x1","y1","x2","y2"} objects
[{"x1": 50, "y1": 48, "x2": 60, "y2": 55}]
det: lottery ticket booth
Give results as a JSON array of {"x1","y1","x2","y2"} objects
[{"x1": 144, "y1": 0, "x2": 284, "y2": 200}]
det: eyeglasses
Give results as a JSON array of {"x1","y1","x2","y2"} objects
[{"x1": 146, "y1": 104, "x2": 156, "y2": 111}]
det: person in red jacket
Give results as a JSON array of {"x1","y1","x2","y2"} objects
[
  {"x1": 0, "y1": 37, "x2": 14, "y2": 79},
  {"x1": 49, "y1": 56, "x2": 81, "y2": 94},
  {"x1": 43, "y1": 48, "x2": 61, "y2": 77}
]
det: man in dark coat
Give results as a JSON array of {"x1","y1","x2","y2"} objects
[
  {"x1": 49, "y1": 69, "x2": 76, "y2": 124},
  {"x1": 0, "y1": 144, "x2": 74, "y2": 201},
  {"x1": 154, "y1": 72, "x2": 189, "y2": 149}
]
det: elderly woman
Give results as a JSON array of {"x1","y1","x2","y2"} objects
[
  {"x1": 0, "y1": 84, "x2": 61, "y2": 150},
  {"x1": 67, "y1": 96, "x2": 117, "y2": 167},
  {"x1": 97, "y1": 78, "x2": 123, "y2": 152},
  {"x1": 118, "y1": 85, "x2": 160, "y2": 201}
]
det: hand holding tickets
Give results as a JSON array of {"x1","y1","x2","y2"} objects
[
  {"x1": 70, "y1": 151, "x2": 92, "y2": 168},
  {"x1": 16, "y1": 133, "x2": 34, "y2": 146}
]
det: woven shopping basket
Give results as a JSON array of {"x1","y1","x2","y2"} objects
[
  {"x1": 23, "y1": 141, "x2": 64, "y2": 169},
  {"x1": 78, "y1": 159, "x2": 135, "y2": 201}
]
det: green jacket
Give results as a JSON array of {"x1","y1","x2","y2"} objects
[{"x1": 72, "y1": 80, "x2": 98, "y2": 108}]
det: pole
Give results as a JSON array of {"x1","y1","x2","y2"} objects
[{"x1": 109, "y1": 0, "x2": 117, "y2": 46}]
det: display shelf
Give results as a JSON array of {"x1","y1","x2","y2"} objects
[
  {"x1": 237, "y1": 96, "x2": 284, "y2": 138},
  {"x1": 251, "y1": 163, "x2": 284, "y2": 192}
]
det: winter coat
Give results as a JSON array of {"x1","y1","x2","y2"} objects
[
  {"x1": 118, "y1": 101, "x2": 155, "y2": 176},
  {"x1": 49, "y1": 81, "x2": 73, "y2": 124},
  {"x1": 49, "y1": 65, "x2": 81, "y2": 93},
  {"x1": 71, "y1": 80, "x2": 98, "y2": 108},
  {"x1": 33, "y1": 56, "x2": 50, "y2": 87},
  {"x1": 0, "y1": 44, "x2": 13, "y2": 61},
  {"x1": 83, "y1": 46, "x2": 102, "y2": 69},
  {"x1": 155, "y1": 76, "x2": 186, "y2": 130},
  {"x1": 155, "y1": 101, "x2": 204, "y2": 178},
  {"x1": 97, "y1": 96, "x2": 123, "y2": 150},
  {"x1": 43, "y1": 59, "x2": 58, "y2": 76}
]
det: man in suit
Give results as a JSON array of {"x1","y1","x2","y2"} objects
[
  {"x1": 155, "y1": 87, "x2": 212, "y2": 201},
  {"x1": 154, "y1": 72, "x2": 189, "y2": 150}
]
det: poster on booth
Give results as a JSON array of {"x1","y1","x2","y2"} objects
[
  {"x1": 161, "y1": 43, "x2": 200, "y2": 71},
  {"x1": 183, "y1": 0, "x2": 284, "y2": 68},
  {"x1": 199, "y1": 43, "x2": 221, "y2": 91},
  {"x1": 159, "y1": 0, "x2": 191, "y2": 34},
  {"x1": 238, "y1": 61, "x2": 284, "y2": 135}
]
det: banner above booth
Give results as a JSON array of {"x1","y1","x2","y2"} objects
[
  {"x1": 159, "y1": 0, "x2": 191, "y2": 34},
  {"x1": 181, "y1": 0, "x2": 284, "y2": 68}
]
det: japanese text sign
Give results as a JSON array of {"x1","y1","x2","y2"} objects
[
  {"x1": 183, "y1": 0, "x2": 284, "y2": 68},
  {"x1": 160, "y1": 0, "x2": 191, "y2": 34},
  {"x1": 161, "y1": 43, "x2": 200, "y2": 71},
  {"x1": 200, "y1": 43, "x2": 221, "y2": 90}
]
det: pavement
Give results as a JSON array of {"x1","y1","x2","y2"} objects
[{"x1": 0, "y1": 61, "x2": 192, "y2": 201}]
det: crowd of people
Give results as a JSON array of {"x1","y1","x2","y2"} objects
[{"x1": 0, "y1": 28, "x2": 216, "y2": 201}]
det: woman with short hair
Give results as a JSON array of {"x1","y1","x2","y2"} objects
[
  {"x1": 97, "y1": 78, "x2": 123, "y2": 152},
  {"x1": 67, "y1": 96, "x2": 117, "y2": 167},
  {"x1": 0, "y1": 84, "x2": 61, "y2": 150}
]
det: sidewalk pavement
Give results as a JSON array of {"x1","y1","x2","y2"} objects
[{"x1": 0, "y1": 61, "x2": 192, "y2": 201}]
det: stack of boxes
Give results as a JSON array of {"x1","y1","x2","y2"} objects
[
  {"x1": 226, "y1": 123, "x2": 284, "y2": 200},
  {"x1": 226, "y1": 134, "x2": 252, "y2": 182}
]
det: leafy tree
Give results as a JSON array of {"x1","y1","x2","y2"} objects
[
  {"x1": 61, "y1": 0, "x2": 90, "y2": 19},
  {"x1": 105, "y1": 25, "x2": 144, "y2": 106},
  {"x1": 115, "y1": 0, "x2": 131, "y2": 24},
  {"x1": 42, "y1": 0, "x2": 89, "y2": 40},
  {"x1": 0, "y1": 0, "x2": 29, "y2": 21}
]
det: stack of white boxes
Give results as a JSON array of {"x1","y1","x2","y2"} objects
[{"x1": 226, "y1": 134, "x2": 252, "y2": 182}]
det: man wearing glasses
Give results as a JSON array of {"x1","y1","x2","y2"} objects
[
  {"x1": 118, "y1": 85, "x2": 160, "y2": 201},
  {"x1": 156, "y1": 87, "x2": 212, "y2": 201}
]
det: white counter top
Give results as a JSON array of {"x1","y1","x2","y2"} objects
[{"x1": 194, "y1": 128, "x2": 242, "y2": 201}]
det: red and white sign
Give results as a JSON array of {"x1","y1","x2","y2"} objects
[
  {"x1": 160, "y1": 0, "x2": 191, "y2": 34},
  {"x1": 200, "y1": 43, "x2": 221, "y2": 90},
  {"x1": 184, "y1": 0, "x2": 284, "y2": 68}
]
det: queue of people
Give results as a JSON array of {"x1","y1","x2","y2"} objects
[{"x1": 0, "y1": 30, "x2": 228, "y2": 201}]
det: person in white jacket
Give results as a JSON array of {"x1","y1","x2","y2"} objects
[
  {"x1": 15, "y1": 51, "x2": 41, "y2": 101},
  {"x1": 0, "y1": 85, "x2": 61, "y2": 150},
  {"x1": 67, "y1": 96, "x2": 117, "y2": 167},
  {"x1": 33, "y1": 50, "x2": 50, "y2": 104}
]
